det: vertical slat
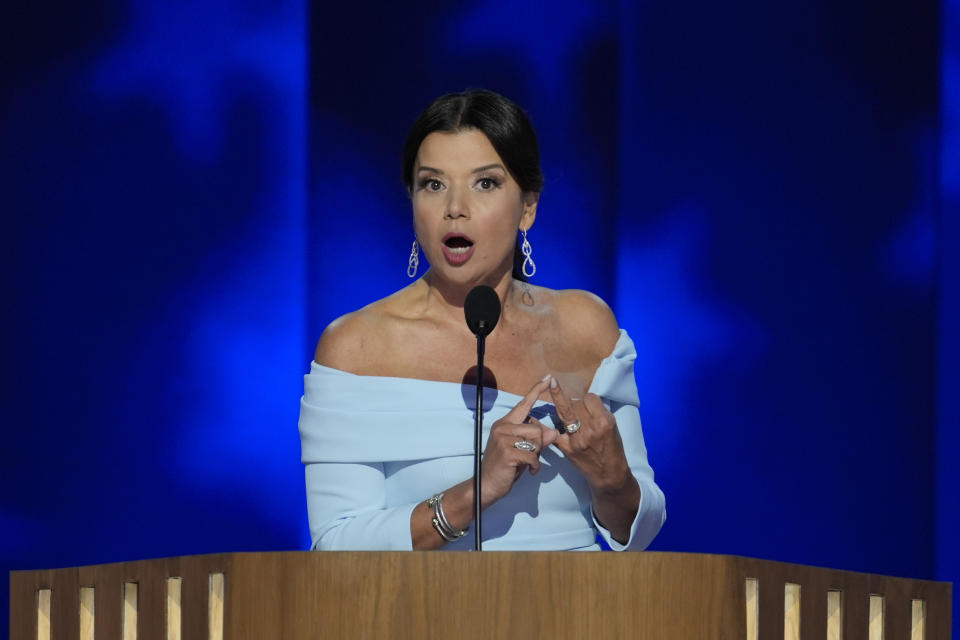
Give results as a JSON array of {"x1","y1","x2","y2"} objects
[
  {"x1": 869, "y1": 594, "x2": 885, "y2": 640},
  {"x1": 208, "y1": 573, "x2": 225, "y2": 640},
  {"x1": 784, "y1": 583, "x2": 801, "y2": 640},
  {"x1": 137, "y1": 560, "x2": 167, "y2": 637},
  {"x1": 757, "y1": 566, "x2": 784, "y2": 640},
  {"x1": 37, "y1": 589, "x2": 52, "y2": 640},
  {"x1": 827, "y1": 590, "x2": 843, "y2": 640},
  {"x1": 79, "y1": 586, "x2": 95, "y2": 640},
  {"x1": 50, "y1": 570, "x2": 80, "y2": 639},
  {"x1": 910, "y1": 599, "x2": 925, "y2": 640},
  {"x1": 745, "y1": 578, "x2": 759, "y2": 640},
  {"x1": 167, "y1": 577, "x2": 183, "y2": 640},
  {"x1": 80, "y1": 562, "x2": 123, "y2": 640},
  {"x1": 123, "y1": 582, "x2": 138, "y2": 640}
]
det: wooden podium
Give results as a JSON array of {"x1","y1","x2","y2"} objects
[{"x1": 10, "y1": 552, "x2": 951, "y2": 639}]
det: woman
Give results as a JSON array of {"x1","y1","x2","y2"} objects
[{"x1": 299, "y1": 89, "x2": 665, "y2": 551}]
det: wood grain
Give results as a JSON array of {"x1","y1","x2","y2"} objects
[
  {"x1": 208, "y1": 573, "x2": 224, "y2": 640},
  {"x1": 784, "y1": 583, "x2": 801, "y2": 640},
  {"x1": 827, "y1": 589, "x2": 843, "y2": 640},
  {"x1": 123, "y1": 582, "x2": 137, "y2": 640},
  {"x1": 870, "y1": 594, "x2": 885, "y2": 640},
  {"x1": 9, "y1": 552, "x2": 953, "y2": 640},
  {"x1": 37, "y1": 589, "x2": 50, "y2": 640},
  {"x1": 79, "y1": 586, "x2": 95, "y2": 640},
  {"x1": 913, "y1": 599, "x2": 927, "y2": 640},
  {"x1": 745, "y1": 578, "x2": 758, "y2": 640},
  {"x1": 166, "y1": 577, "x2": 181, "y2": 640}
]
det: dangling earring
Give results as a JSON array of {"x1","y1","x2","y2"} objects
[
  {"x1": 407, "y1": 240, "x2": 420, "y2": 278},
  {"x1": 520, "y1": 228, "x2": 536, "y2": 278}
]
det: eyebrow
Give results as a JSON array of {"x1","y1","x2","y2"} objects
[
  {"x1": 416, "y1": 164, "x2": 507, "y2": 175},
  {"x1": 472, "y1": 164, "x2": 506, "y2": 174}
]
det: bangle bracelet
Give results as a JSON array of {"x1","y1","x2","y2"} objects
[
  {"x1": 431, "y1": 517, "x2": 459, "y2": 542},
  {"x1": 427, "y1": 493, "x2": 467, "y2": 541},
  {"x1": 428, "y1": 493, "x2": 466, "y2": 539},
  {"x1": 435, "y1": 495, "x2": 465, "y2": 537}
]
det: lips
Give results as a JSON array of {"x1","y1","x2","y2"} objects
[{"x1": 441, "y1": 233, "x2": 475, "y2": 266}]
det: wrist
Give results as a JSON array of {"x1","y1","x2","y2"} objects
[
  {"x1": 446, "y1": 479, "x2": 483, "y2": 527},
  {"x1": 427, "y1": 493, "x2": 467, "y2": 542},
  {"x1": 588, "y1": 463, "x2": 636, "y2": 496}
]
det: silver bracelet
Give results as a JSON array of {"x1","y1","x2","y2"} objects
[
  {"x1": 431, "y1": 516, "x2": 459, "y2": 542},
  {"x1": 427, "y1": 493, "x2": 466, "y2": 541}
]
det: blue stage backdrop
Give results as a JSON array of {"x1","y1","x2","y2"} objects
[
  {"x1": 2, "y1": 0, "x2": 955, "y2": 636},
  {"x1": 939, "y1": 0, "x2": 960, "y2": 627}
]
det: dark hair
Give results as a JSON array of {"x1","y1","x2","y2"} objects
[{"x1": 402, "y1": 89, "x2": 544, "y2": 281}]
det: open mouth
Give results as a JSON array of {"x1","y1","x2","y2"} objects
[
  {"x1": 443, "y1": 233, "x2": 474, "y2": 254},
  {"x1": 441, "y1": 233, "x2": 476, "y2": 265}
]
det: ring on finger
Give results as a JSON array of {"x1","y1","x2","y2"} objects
[
  {"x1": 514, "y1": 440, "x2": 537, "y2": 452},
  {"x1": 564, "y1": 420, "x2": 582, "y2": 434}
]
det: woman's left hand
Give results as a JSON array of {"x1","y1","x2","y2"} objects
[
  {"x1": 547, "y1": 377, "x2": 633, "y2": 494},
  {"x1": 545, "y1": 376, "x2": 640, "y2": 543}
]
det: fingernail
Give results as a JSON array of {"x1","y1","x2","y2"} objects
[
  {"x1": 542, "y1": 373, "x2": 552, "y2": 382},
  {"x1": 550, "y1": 377, "x2": 558, "y2": 389}
]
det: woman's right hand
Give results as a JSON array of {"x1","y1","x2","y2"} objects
[{"x1": 480, "y1": 376, "x2": 558, "y2": 508}]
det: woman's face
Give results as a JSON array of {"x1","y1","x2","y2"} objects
[{"x1": 411, "y1": 128, "x2": 537, "y2": 286}]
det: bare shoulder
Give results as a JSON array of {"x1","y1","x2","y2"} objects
[
  {"x1": 550, "y1": 288, "x2": 621, "y2": 359},
  {"x1": 313, "y1": 308, "x2": 378, "y2": 372},
  {"x1": 313, "y1": 292, "x2": 409, "y2": 373}
]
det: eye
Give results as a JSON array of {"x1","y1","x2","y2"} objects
[
  {"x1": 417, "y1": 178, "x2": 444, "y2": 192},
  {"x1": 476, "y1": 176, "x2": 501, "y2": 191}
]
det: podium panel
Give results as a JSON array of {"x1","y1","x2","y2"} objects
[{"x1": 10, "y1": 552, "x2": 952, "y2": 639}]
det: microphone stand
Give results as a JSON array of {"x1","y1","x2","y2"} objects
[
  {"x1": 473, "y1": 324, "x2": 487, "y2": 551},
  {"x1": 464, "y1": 284, "x2": 500, "y2": 552},
  {"x1": 473, "y1": 322, "x2": 487, "y2": 551}
]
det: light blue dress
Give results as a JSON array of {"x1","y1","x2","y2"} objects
[{"x1": 298, "y1": 329, "x2": 666, "y2": 551}]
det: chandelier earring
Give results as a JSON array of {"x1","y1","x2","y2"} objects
[
  {"x1": 407, "y1": 239, "x2": 420, "y2": 278},
  {"x1": 520, "y1": 228, "x2": 536, "y2": 278}
]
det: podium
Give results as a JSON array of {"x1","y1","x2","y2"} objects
[{"x1": 10, "y1": 552, "x2": 951, "y2": 639}]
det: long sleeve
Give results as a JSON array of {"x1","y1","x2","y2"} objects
[
  {"x1": 591, "y1": 402, "x2": 666, "y2": 551},
  {"x1": 586, "y1": 330, "x2": 667, "y2": 551},
  {"x1": 297, "y1": 365, "x2": 471, "y2": 551},
  {"x1": 304, "y1": 460, "x2": 417, "y2": 550},
  {"x1": 297, "y1": 366, "x2": 472, "y2": 552}
]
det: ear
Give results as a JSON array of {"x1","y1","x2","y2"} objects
[{"x1": 520, "y1": 191, "x2": 539, "y2": 231}]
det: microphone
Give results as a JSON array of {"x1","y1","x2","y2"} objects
[
  {"x1": 464, "y1": 285, "x2": 501, "y2": 336},
  {"x1": 464, "y1": 285, "x2": 501, "y2": 551}
]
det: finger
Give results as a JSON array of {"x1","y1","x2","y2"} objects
[
  {"x1": 499, "y1": 423, "x2": 546, "y2": 446},
  {"x1": 527, "y1": 453, "x2": 541, "y2": 474},
  {"x1": 569, "y1": 397, "x2": 588, "y2": 422},
  {"x1": 505, "y1": 376, "x2": 552, "y2": 422},
  {"x1": 505, "y1": 425, "x2": 546, "y2": 474},
  {"x1": 582, "y1": 393, "x2": 605, "y2": 418},
  {"x1": 549, "y1": 377, "x2": 578, "y2": 424},
  {"x1": 509, "y1": 444, "x2": 541, "y2": 474},
  {"x1": 551, "y1": 431, "x2": 573, "y2": 456},
  {"x1": 530, "y1": 417, "x2": 559, "y2": 448}
]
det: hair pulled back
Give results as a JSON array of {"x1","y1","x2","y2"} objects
[{"x1": 402, "y1": 90, "x2": 544, "y2": 281}]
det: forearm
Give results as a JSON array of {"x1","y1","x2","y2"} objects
[
  {"x1": 411, "y1": 478, "x2": 477, "y2": 550},
  {"x1": 589, "y1": 472, "x2": 641, "y2": 545}
]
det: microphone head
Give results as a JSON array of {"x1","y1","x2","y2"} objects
[{"x1": 464, "y1": 285, "x2": 501, "y2": 337}]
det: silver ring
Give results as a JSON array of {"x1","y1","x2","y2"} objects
[
  {"x1": 514, "y1": 440, "x2": 537, "y2": 452},
  {"x1": 564, "y1": 420, "x2": 582, "y2": 434}
]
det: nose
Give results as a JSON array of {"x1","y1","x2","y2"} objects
[{"x1": 444, "y1": 186, "x2": 469, "y2": 219}]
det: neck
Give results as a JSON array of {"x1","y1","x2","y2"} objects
[{"x1": 420, "y1": 267, "x2": 518, "y2": 331}]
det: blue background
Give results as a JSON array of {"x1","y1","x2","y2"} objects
[{"x1": 2, "y1": 0, "x2": 957, "y2": 636}]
